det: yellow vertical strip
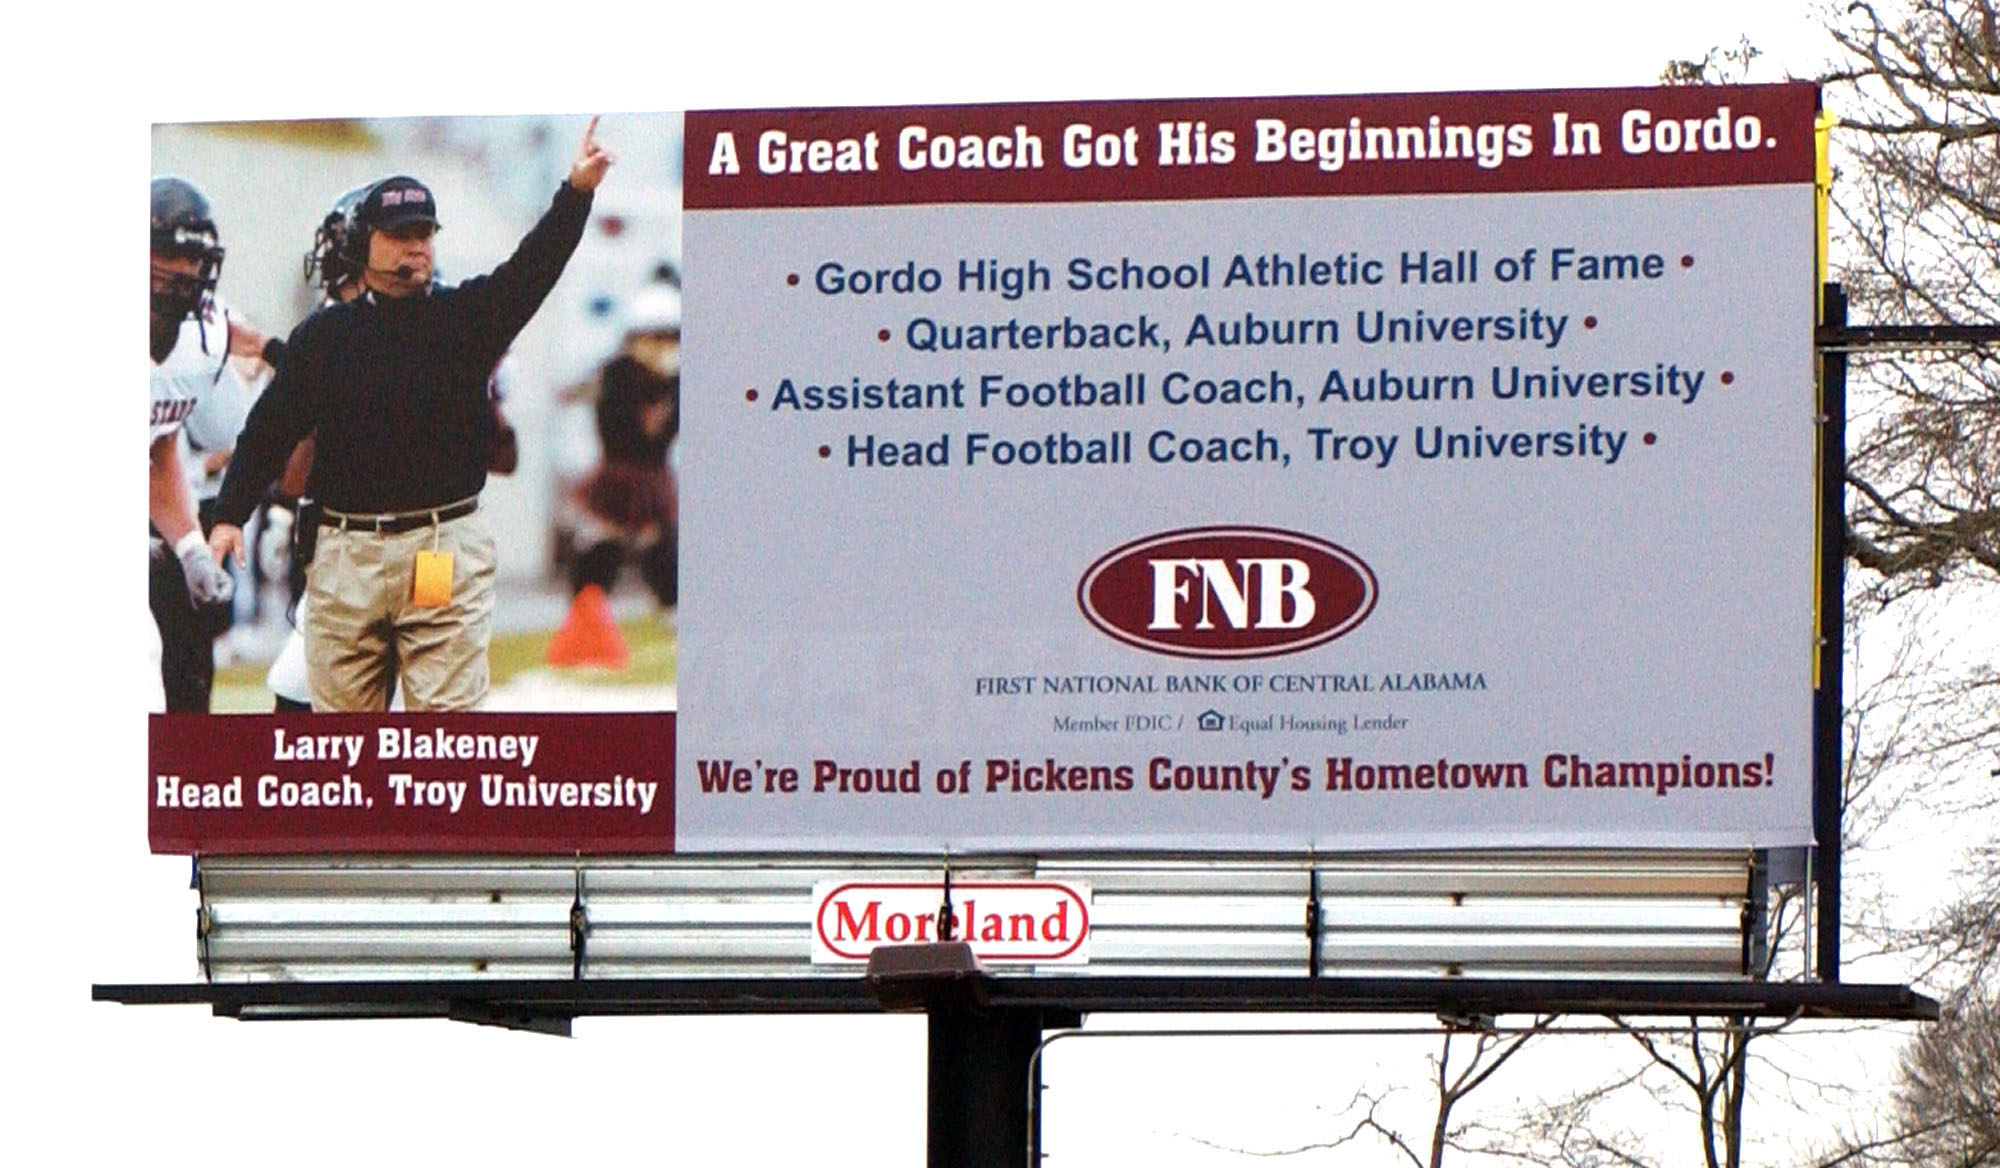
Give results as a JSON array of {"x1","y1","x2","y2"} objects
[
  {"x1": 1816, "y1": 110, "x2": 1835, "y2": 316},
  {"x1": 1812, "y1": 107, "x2": 1835, "y2": 689}
]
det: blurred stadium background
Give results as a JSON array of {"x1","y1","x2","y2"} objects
[{"x1": 152, "y1": 112, "x2": 683, "y2": 711}]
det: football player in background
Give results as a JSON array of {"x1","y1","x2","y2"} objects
[
  {"x1": 566, "y1": 277, "x2": 680, "y2": 614},
  {"x1": 149, "y1": 176, "x2": 271, "y2": 711},
  {"x1": 261, "y1": 184, "x2": 370, "y2": 711}
]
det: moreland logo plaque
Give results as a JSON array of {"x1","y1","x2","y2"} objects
[{"x1": 812, "y1": 881, "x2": 1092, "y2": 964}]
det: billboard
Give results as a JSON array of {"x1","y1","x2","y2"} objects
[{"x1": 151, "y1": 82, "x2": 1821, "y2": 856}]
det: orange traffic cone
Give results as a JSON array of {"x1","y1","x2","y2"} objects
[{"x1": 546, "y1": 584, "x2": 629, "y2": 669}]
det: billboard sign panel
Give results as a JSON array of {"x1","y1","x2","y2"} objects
[{"x1": 151, "y1": 83, "x2": 1821, "y2": 856}]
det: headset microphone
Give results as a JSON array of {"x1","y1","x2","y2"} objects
[{"x1": 361, "y1": 263, "x2": 421, "y2": 284}]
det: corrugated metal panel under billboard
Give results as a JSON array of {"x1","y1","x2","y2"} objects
[{"x1": 195, "y1": 851, "x2": 1755, "y2": 983}]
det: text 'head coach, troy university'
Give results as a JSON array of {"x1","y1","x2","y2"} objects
[{"x1": 210, "y1": 118, "x2": 616, "y2": 712}]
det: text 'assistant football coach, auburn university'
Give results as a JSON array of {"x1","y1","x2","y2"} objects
[{"x1": 210, "y1": 118, "x2": 616, "y2": 711}]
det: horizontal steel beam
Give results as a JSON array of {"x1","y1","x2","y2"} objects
[
  {"x1": 1817, "y1": 323, "x2": 2000, "y2": 351},
  {"x1": 95, "y1": 974, "x2": 1936, "y2": 1023}
]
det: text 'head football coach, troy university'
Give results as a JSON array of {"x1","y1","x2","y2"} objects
[{"x1": 210, "y1": 118, "x2": 616, "y2": 711}]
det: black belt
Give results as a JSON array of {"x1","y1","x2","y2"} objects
[{"x1": 321, "y1": 497, "x2": 478, "y2": 534}]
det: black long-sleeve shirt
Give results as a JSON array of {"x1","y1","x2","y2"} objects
[{"x1": 216, "y1": 182, "x2": 593, "y2": 524}]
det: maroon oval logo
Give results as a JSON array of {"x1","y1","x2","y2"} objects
[{"x1": 1077, "y1": 526, "x2": 1377, "y2": 659}]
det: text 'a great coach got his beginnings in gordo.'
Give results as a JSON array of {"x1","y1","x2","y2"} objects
[{"x1": 709, "y1": 100, "x2": 1777, "y2": 178}]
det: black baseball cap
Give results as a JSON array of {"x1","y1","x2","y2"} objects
[{"x1": 361, "y1": 176, "x2": 441, "y2": 232}]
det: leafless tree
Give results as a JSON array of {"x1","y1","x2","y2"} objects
[
  {"x1": 1660, "y1": 37, "x2": 1765, "y2": 85},
  {"x1": 1807, "y1": 984, "x2": 2000, "y2": 1167},
  {"x1": 1821, "y1": 0, "x2": 2000, "y2": 599},
  {"x1": 1820, "y1": 0, "x2": 2000, "y2": 971},
  {"x1": 1730, "y1": 9, "x2": 2000, "y2": 1166},
  {"x1": 1466, "y1": 885, "x2": 1813, "y2": 1168},
  {"x1": 1189, "y1": 1019, "x2": 1555, "y2": 1167},
  {"x1": 1607, "y1": 1013, "x2": 1811, "y2": 1168},
  {"x1": 1889, "y1": 986, "x2": 2000, "y2": 1165}
]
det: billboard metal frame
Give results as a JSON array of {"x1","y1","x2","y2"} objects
[
  {"x1": 164, "y1": 848, "x2": 1768, "y2": 983},
  {"x1": 1806, "y1": 285, "x2": 2000, "y2": 980}
]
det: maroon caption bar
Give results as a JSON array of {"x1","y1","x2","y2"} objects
[
  {"x1": 148, "y1": 713, "x2": 675, "y2": 854},
  {"x1": 686, "y1": 83, "x2": 1818, "y2": 210}
]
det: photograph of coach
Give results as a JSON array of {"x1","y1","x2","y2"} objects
[{"x1": 208, "y1": 119, "x2": 616, "y2": 711}]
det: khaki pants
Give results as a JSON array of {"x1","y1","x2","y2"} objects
[{"x1": 305, "y1": 510, "x2": 496, "y2": 711}]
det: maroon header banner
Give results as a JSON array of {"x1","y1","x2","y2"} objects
[
  {"x1": 685, "y1": 83, "x2": 1818, "y2": 209},
  {"x1": 149, "y1": 713, "x2": 675, "y2": 854}
]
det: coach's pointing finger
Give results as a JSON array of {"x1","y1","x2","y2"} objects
[{"x1": 570, "y1": 116, "x2": 614, "y2": 192}]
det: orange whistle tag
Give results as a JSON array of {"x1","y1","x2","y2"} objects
[{"x1": 413, "y1": 549, "x2": 454, "y2": 607}]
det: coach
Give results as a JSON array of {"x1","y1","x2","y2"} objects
[{"x1": 211, "y1": 119, "x2": 615, "y2": 711}]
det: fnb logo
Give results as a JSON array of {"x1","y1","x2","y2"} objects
[
  {"x1": 1148, "y1": 557, "x2": 1314, "y2": 631},
  {"x1": 1078, "y1": 526, "x2": 1376, "y2": 659}
]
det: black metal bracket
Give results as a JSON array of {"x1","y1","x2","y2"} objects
[
  {"x1": 568, "y1": 865, "x2": 589, "y2": 980},
  {"x1": 193, "y1": 856, "x2": 213, "y2": 983},
  {"x1": 1436, "y1": 1008, "x2": 1497, "y2": 1033},
  {"x1": 937, "y1": 864, "x2": 957, "y2": 943},
  {"x1": 1305, "y1": 866, "x2": 1323, "y2": 980},
  {"x1": 1814, "y1": 322, "x2": 2000, "y2": 351},
  {"x1": 1743, "y1": 850, "x2": 1770, "y2": 978},
  {"x1": 448, "y1": 999, "x2": 573, "y2": 1038},
  {"x1": 866, "y1": 942, "x2": 989, "y2": 1012}
]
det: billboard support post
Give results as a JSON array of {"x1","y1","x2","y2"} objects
[
  {"x1": 865, "y1": 942, "x2": 1077, "y2": 1168},
  {"x1": 1815, "y1": 282, "x2": 1849, "y2": 982},
  {"x1": 928, "y1": 1005, "x2": 1045, "y2": 1168}
]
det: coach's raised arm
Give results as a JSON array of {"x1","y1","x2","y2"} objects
[{"x1": 208, "y1": 117, "x2": 615, "y2": 712}]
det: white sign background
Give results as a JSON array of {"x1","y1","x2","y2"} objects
[{"x1": 681, "y1": 182, "x2": 1816, "y2": 852}]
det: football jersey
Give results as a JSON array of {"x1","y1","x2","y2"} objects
[
  {"x1": 150, "y1": 297, "x2": 230, "y2": 444},
  {"x1": 181, "y1": 360, "x2": 256, "y2": 501}
]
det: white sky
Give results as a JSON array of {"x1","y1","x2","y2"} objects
[{"x1": 17, "y1": 2, "x2": 1879, "y2": 1164}]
